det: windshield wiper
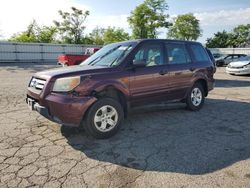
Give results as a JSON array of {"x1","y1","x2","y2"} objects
[
  {"x1": 90, "y1": 46, "x2": 121, "y2": 66},
  {"x1": 109, "y1": 45, "x2": 131, "y2": 67}
]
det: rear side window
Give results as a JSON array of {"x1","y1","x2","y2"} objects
[
  {"x1": 165, "y1": 43, "x2": 191, "y2": 64},
  {"x1": 233, "y1": 55, "x2": 239, "y2": 59},
  {"x1": 225, "y1": 55, "x2": 232, "y2": 60},
  {"x1": 190, "y1": 44, "x2": 210, "y2": 62}
]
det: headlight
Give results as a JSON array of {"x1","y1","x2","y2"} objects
[
  {"x1": 53, "y1": 76, "x2": 80, "y2": 92},
  {"x1": 243, "y1": 64, "x2": 250, "y2": 68}
]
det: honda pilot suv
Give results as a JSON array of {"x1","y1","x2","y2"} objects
[{"x1": 26, "y1": 39, "x2": 215, "y2": 139}]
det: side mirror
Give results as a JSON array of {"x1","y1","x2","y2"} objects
[{"x1": 133, "y1": 59, "x2": 146, "y2": 68}]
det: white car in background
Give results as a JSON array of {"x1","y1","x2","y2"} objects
[{"x1": 226, "y1": 56, "x2": 250, "y2": 75}]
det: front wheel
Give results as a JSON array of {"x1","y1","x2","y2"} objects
[
  {"x1": 186, "y1": 83, "x2": 205, "y2": 111},
  {"x1": 83, "y1": 98, "x2": 124, "y2": 139}
]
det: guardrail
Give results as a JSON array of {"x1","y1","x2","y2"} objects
[{"x1": 0, "y1": 42, "x2": 100, "y2": 63}]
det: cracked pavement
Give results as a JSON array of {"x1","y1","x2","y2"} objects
[{"x1": 0, "y1": 63, "x2": 250, "y2": 188}]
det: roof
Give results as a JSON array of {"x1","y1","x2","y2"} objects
[{"x1": 114, "y1": 38, "x2": 202, "y2": 46}]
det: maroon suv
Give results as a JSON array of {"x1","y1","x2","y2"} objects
[{"x1": 26, "y1": 39, "x2": 215, "y2": 139}]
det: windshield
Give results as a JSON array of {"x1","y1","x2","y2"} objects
[
  {"x1": 80, "y1": 43, "x2": 134, "y2": 67},
  {"x1": 238, "y1": 55, "x2": 250, "y2": 61}
]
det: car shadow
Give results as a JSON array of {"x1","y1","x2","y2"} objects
[
  {"x1": 61, "y1": 98, "x2": 250, "y2": 175},
  {"x1": 216, "y1": 79, "x2": 250, "y2": 88}
]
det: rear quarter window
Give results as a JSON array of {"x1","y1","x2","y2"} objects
[
  {"x1": 190, "y1": 44, "x2": 210, "y2": 62},
  {"x1": 165, "y1": 43, "x2": 191, "y2": 65}
]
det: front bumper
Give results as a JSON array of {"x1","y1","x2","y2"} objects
[
  {"x1": 26, "y1": 98, "x2": 55, "y2": 123},
  {"x1": 26, "y1": 93, "x2": 97, "y2": 127},
  {"x1": 226, "y1": 67, "x2": 250, "y2": 75}
]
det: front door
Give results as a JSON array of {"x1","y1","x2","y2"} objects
[{"x1": 128, "y1": 42, "x2": 167, "y2": 106}]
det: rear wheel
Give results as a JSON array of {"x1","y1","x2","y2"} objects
[
  {"x1": 186, "y1": 83, "x2": 205, "y2": 111},
  {"x1": 83, "y1": 98, "x2": 124, "y2": 139}
]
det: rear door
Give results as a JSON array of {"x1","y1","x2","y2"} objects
[{"x1": 163, "y1": 42, "x2": 194, "y2": 100}]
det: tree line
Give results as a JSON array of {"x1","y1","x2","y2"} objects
[
  {"x1": 206, "y1": 24, "x2": 250, "y2": 48},
  {"x1": 6, "y1": 0, "x2": 250, "y2": 48},
  {"x1": 7, "y1": 0, "x2": 201, "y2": 45}
]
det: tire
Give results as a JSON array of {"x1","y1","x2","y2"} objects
[
  {"x1": 83, "y1": 98, "x2": 124, "y2": 139},
  {"x1": 216, "y1": 61, "x2": 223, "y2": 67},
  {"x1": 186, "y1": 83, "x2": 205, "y2": 111}
]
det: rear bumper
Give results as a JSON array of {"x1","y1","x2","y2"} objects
[
  {"x1": 26, "y1": 93, "x2": 97, "y2": 127},
  {"x1": 208, "y1": 82, "x2": 214, "y2": 92},
  {"x1": 207, "y1": 77, "x2": 215, "y2": 93}
]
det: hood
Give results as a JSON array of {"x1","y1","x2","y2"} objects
[
  {"x1": 34, "y1": 65, "x2": 107, "y2": 80},
  {"x1": 229, "y1": 61, "x2": 250, "y2": 67}
]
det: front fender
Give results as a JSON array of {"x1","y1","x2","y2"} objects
[{"x1": 92, "y1": 79, "x2": 130, "y2": 99}]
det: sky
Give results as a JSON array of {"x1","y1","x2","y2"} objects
[{"x1": 0, "y1": 0, "x2": 250, "y2": 43}]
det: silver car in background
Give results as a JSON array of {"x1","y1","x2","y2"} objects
[
  {"x1": 226, "y1": 56, "x2": 250, "y2": 75},
  {"x1": 216, "y1": 54, "x2": 247, "y2": 67}
]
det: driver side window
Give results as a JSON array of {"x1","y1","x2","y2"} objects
[{"x1": 133, "y1": 44, "x2": 164, "y2": 67}]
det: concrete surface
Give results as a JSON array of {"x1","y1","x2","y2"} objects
[{"x1": 0, "y1": 63, "x2": 250, "y2": 188}]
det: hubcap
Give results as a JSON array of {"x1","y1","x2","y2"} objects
[
  {"x1": 94, "y1": 105, "x2": 118, "y2": 132},
  {"x1": 191, "y1": 88, "x2": 202, "y2": 106}
]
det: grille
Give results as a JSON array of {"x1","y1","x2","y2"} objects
[
  {"x1": 29, "y1": 77, "x2": 46, "y2": 90},
  {"x1": 231, "y1": 66, "x2": 244, "y2": 69}
]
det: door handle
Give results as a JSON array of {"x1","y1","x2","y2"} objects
[
  {"x1": 189, "y1": 67, "x2": 196, "y2": 72},
  {"x1": 159, "y1": 70, "x2": 168, "y2": 75}
]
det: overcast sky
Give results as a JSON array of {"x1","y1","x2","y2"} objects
[{"x1": 0, "y1": 0, "x2": 250, "y2": 43}]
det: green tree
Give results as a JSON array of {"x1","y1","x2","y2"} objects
[
  {"x1": 88, "y1": 27, "x2": 105, "y2": 45},
  {"x1": 36, "y1": 26, "x2": 57, "y2": 43},
  {"x1": 81, "y1": 35, "x2": 95, "y2": 45},
  {"x1": 9, "y1": 20, "x2": 57, "y2": 43},
  {"x1": 9, "y1": 33, "x2": 36, "y2": 42},
  {"x1": 206, "y1": 30, "x2": 235, "y2": 48},
  {"x1": 232, "y1": 24, "x2": 250, "y2": 46},
  {"x1": 9, "y1": 20, "x2": 37, "y2": 42},
  {"x1": 54, "y1": 7, "x2": 89, "y2": 44},
  {"x1": 103, "y1": 27, "x2": 130, "y2": 44},
  {"x1": 128, "y1": 0, "x2": 170, "y2": 39},
  {"x1": 167, "y1": 13, "x2": 202, "y2": 41},
  {"x1": 206, "y1": 24, "x2": 250, "y2": 48}
]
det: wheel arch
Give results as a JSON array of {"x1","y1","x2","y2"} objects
[
  {"x1": 193, "y1": 78, "x2": 208, "y2": 97},
  {"x1": 90, "y1": 85, "x2": 129, "y2": 118}
]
